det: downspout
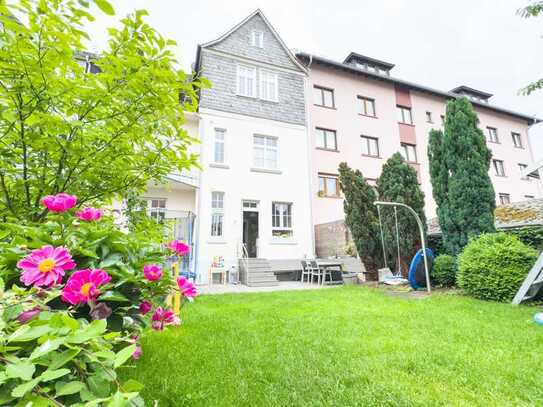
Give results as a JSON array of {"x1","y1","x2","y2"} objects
[{"x1": 303, "y1": 54, "x2": 316, "y2": 257}]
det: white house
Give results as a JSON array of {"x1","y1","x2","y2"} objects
[{"x1": 142, "y1": 10, "x2": 315, "y2": 285}]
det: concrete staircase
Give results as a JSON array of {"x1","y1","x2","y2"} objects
[{"x1": 239, "y1": 258, "x2": 279, "y2": 287}]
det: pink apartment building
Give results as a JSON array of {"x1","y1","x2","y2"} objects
[{"x1": 296, "y1": 52, "x2": 542, "y2": 255}]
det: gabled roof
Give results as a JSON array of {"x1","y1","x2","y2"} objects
[{"x1": 197, "y1": 9, "x2": 307, "y2": 73}]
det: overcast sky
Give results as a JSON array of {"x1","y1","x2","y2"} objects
[{"x1": 85, "y1": 0, "x2": 543, "y2": 161}]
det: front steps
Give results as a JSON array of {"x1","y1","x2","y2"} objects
[{"x1": 239, "y1": 258, "x2": 279, "y2": 287}]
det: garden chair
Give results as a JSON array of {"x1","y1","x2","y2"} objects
[
  {"x1": 310, "y1": 260, "x2": 333, "y2": 285},
  {"x1": 300, "y1": 260, "x2": 312, "y2": 283}
]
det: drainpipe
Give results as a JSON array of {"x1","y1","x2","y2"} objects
[{"x1": 303, "y1": 54, "x2": 316, "y2": 257}]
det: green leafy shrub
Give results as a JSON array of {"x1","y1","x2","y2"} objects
[
  {"x1": 0, "y1": 193, "x2": 196, "y2": 405},
  {"x1": 432, "y1": 254, "x2": 457, "y2": 287},
  {"x1": 457, "y1": 233, "x2": 537, "y2": 301}
]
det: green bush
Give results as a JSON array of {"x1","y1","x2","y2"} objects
[
  {"x1": 432, "y1": 254, "x2": 457, "y2": 287},
  {"x1": 457, "y1": 233, "x2": 538, "y2": 302}
]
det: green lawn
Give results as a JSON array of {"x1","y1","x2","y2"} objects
[{"x1": 121, "y1": 286, "x2": 543, "y2": 406}]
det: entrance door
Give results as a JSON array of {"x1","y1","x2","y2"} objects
[{"x1": 243, "y1": 211, "x2": 259, "y2": 258}]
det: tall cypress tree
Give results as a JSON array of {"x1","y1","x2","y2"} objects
[
  {"x1": 376, "y1": 153, "x2": 426, "y2": 273},
  {"x1": 338, "y1": 162, "x2": 382, "y2": 272},
  {"x1": 428, "y1": 97, "x2": 496, "y2": 255}
]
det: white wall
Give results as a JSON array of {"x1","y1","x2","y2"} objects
[{"x1": 195, "y1": 109, "x2": 314, "y2": 283}]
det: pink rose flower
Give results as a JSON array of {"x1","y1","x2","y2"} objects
[
  {"x1": 177, "y1": 276, "x2": 197, "y2": 299},
  {"x1": 75, "y1": 207, "x2": 103, "y2": 222},
  {"x1": 166, "y1": 240, "x2": 190, "y2": 256},
  {"x1": 143, "y1": 264, "x2": 162, "y2": 281},
  {"x1": 17, "y1": 306, "x2": 41, "y2": 323},
  {"x1": 61, "y1": 269, "x2": 111, "y2": 305},
  {"x1": 151, "y1": 307, "x2": 176, "y2": 331},
  {"x1": 139, "y1": 300, "x2": 152, "y2": 315},
  {"x1": 17, "y1": 245, "x2": 76, "y2": 287},
  {"x1": 42, "y1": 193, "x2": 77, "y2": 213},
  {"x1": 132, "y1": 346, "x2": 142, "y2": 360}
]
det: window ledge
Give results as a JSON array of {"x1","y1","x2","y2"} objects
[
  {"x1": 316, "y1": 147, "x2": 340, "y2": 153},
  {"x1": 318, "y1": 195, "x2": 342, "y2": 199},
  {"x1": 207, "y1": 239, "x2": 227, "y2": 245},
  {"x1": 314, "y1": 104, "x2": 337, "y2": 110},
  {"x1": 250, "y1": 167, "x2": 282, "y2": 175},
  {"x1": 358, "y1": 114, "x2": 378, "y2": 119},
  {"x1": 361, "y1": 154, "x2": 382, "y2": 159},
  {"x1": 270, "y1": 239, "x2": 298, "y2": 245},
  {"x1": 210, "y1": 163, "x2": 230, "y2": 169},
  {"x1": 236, "y1": 93, "x2": 257, "y2": 100},
  {"x1": 398, "y1": 122, "x2": 415, "y2": 127}
]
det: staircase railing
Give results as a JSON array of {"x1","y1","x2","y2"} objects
[{"x1": 238, "y1": 242, "x2": 249, "y2": 285}]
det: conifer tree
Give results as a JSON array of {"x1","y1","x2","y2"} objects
[
  {"x1": 338, "y1": 162, "x2": 381, "y2": 272},
  {"x1": 428, "y1": 98, "x2": 496, "y2": 255},
  {"x1": 376, "y1": 153, "x2": 426, "y2": 273}
]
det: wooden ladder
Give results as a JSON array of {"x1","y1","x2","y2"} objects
[{"x1": 512, "y1": 251, "x2": 543, "y2": 305}]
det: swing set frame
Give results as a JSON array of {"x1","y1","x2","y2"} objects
[{"x1": 374, "y1": 201, "x2": 431, "y2": 293}]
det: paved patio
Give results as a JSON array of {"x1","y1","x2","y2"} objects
[{"x1": 197, "y1": 281, "x2": 339, "y2": 295}]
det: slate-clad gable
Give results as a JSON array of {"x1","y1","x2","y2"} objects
[
  {"x1": 207, "y1": 14, "x2": 301, "y2": 72},
  {"x1": 199, "y1": 51, "x2": 305, "y2": 125},
  {"x1": 198, "y1": 10, "x2": 307, "y2": 126}
]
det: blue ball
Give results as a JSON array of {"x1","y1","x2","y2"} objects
[{"x1": 534, "y1": 313, "x2": 543, "y2": 325}]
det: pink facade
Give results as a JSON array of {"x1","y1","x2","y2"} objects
[{"x1": 306, "y1": 59, "x2": 542, "y2": 226}]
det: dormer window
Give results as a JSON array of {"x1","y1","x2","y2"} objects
[{"x1": 251, "y1": 30, "x2": 264, "y2": 48}]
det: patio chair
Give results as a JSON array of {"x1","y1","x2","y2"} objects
[
  {"x1": 309, "y1": 260, "x2": 333, "y2": 285},
  {"x1": 300, "y1": 260, "x2": 312, "y2": 283}
]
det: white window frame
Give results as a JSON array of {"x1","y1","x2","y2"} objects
[
  {"x1": 272, "y1": 202, "x2": 293, "y2": 238},
  {"x1": 259, "y1": 69, "x2": 278, "y2": 102},
  {"x1": 251, "y1": 30, "x2": 264, "y2": 48},
  {"x1": 493, "y1": 159, "x2": 506, "y2": 177},
  {"x1": 210, "y1": 192, "x2": 224, "y2": 237},
  {"x1": 400, "y1": 143, "x2": 418, "y2": 163},
  {"x1": 253, "y1": 135, "x2": 279, "y2": 170},
  {"x1": 361, "y1": 135, "x2": 379, "y2": 157},
  {"x1": 145, "y1": 198, "x2": 167, "y2": 222},
  {"x1": 425, "y1": 111, "x2": 433, "y2": 123},
  {"x1": 236, "y1": 64, "x2": 257, "y2": 98},
  {"x1": 213, "y1": 128, "x2": 226, "y2": 164}
]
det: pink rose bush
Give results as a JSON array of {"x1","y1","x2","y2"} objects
[
  {"x1": 61, "y1": 268, "x2": 111, "y2": 305},
  {"x1": 42, "y1": 193, "x2": 77, "y2": 212},
  {"x1": 2, "y1": 191, "x2": 198, "y2": 405},
  {"x1": 17, "y1": 245, "x2": 76, "y2": 287},
  {"x1": 75, "y1": 207, "x2": 103, "y2": 221}
]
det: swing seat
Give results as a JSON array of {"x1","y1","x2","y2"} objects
[{"x1": 378, "y1": 267, "x2": 393, "y2": 282}]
